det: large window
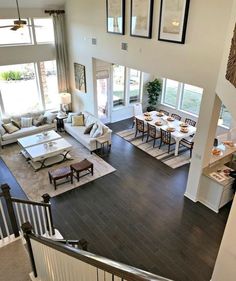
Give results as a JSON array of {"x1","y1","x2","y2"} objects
[
  {"x1": 39, "y1": 60, "x2": 59, "y2": 110},
  {"x1": 112, "y1": 65, "x2": 142, "y2": 107},
  {"x1": 0, "y1": 63, "x2": 41, "y2": 115},
  {"x1": 163, "y1": 79, "x2": 178, "y2": 107},
  {"x1": 113, "y1": 65, "x2": 125, "y2": 107},
  {"x1": 0, "y1": 19, "x2": 32, "y2": 45},
  {"x1": 34, "y1": 18, "x2": 55, "y2": 43},
  {"x1": 129, "y1": 69, "x2": 141, "y2": 103},
  {"x1": 162, "y1": 78, "x2": 203, "y2": 116},
  {"x1": 0, "y1": 61, "x2": 59, "y2": 116},
  {"x1": 220, "y1": 105, "x2": 232, "y2": 128},
  {"x1": 181, "y1": 84, "x2": 203, "y2": 115}
]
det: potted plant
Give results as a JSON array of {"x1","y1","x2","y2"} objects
[{"x1": 145, "y1": 79, "x2": 162, "y2": 112}]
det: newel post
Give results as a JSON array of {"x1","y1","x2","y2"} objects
[
  {"x1": 42, "y1": 193, "x2": 55, "y2": 235},
  {"x1": 1, "y1": 184, "x2": 19, "y2": 237},
  {"x1": 22, "y1": 222, "x2": 37, "y2": 278}
]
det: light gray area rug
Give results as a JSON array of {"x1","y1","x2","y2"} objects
[
  {"x1": 117, "y1": 128, "x2": 191, "y2": 169},
  {"x1": 1, "y1": 134, "x2": 116, "y2": 201}
]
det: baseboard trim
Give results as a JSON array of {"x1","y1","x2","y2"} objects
[
  {"x1": 0, "y1": 234, "x2": 21, "y2": 248},
  {"x1": 184, "y1": 192, "x2": 198, "y2": 202}
]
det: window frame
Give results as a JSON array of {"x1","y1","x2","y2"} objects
[
  {"x1": 161, "y1": 78, "x2": 203, "y2": 118},
  {"x1": 112, "y1": 65, "x2": 143, "y2": 109}
]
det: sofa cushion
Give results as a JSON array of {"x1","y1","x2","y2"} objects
[
  {"x1": 21, "y1": 117, "x2": 33, "y2": 128},
  {"x1": 84, "y1": 123, "x2": 94, "y2": 134},
  {"x1": 72, "y1": 115, "x2": 84, "y2": 126},
  {"x1": 11, "y1": 118, "x2": 21, "y2": 129},
  {"x1": 2, "y1": 123, "x2": 20, "y2": 134},
  {"x1": 90, "y1": 123, "x2": 98, "y2": 137},
  {"x1": 0, "y1": 121, "x2": 6, "y2": 135},
  {"x1": 92, "y1": 124, "x2": 103, "y2": 138},
  {"x1": 66, "y1": 112, "x2": 78, "y2": 123},
  {"x1": 44, "y1": 111, "x2": 57, "y2": 124},
  {"x1": 33, "y1": 115, "x2": 47, "y2": 127}
]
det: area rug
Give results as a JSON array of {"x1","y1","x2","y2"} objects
[
  {"x1": 0, "y1": 134, "x2": 116, "y2": 202},
  {"x1": 117, "y1": 128, "x2": 191, "y2": 169}
]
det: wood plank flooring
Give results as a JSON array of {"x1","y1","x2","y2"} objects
[{"x1": 0, "y1": 118, "x2": 231, "y2": 281}]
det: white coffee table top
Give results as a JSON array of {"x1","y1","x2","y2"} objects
[
  {"x1": 18, "y1": 130, "x2": 61, "y2": 148},
  {"x1": 25, "y1": 138, "x2": 72, "y2": 162}
]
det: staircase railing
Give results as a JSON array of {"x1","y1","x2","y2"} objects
[
  {"x1": 22, "y1": 222, "x2": 173, "y2": 281},
  {"x1": 0, "y1": 184, "x2": 55, "y2": 244}
]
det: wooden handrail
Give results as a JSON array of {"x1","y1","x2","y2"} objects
[
  {"x1": 28, "y1": 233, "x2": 173, "y2": 281},
  {"x1": 11, "y1": 197, "x2": 50, "y2": 207}
]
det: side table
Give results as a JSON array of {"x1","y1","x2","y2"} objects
[
  {"x1": 96, "y1": 137, "x2": 111, "y2": 157},
  {"x1": 56, "y1": 116, "x2": 67, "y2": 132}
]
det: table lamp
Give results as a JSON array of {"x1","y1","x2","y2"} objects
[{"x1": 60, "y1": 92, "x2": 71, "y2": 114}]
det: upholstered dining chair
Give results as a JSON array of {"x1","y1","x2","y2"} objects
[
  {"x1": 185, "y1": 118, "x2": 196, "y2": 127},
  {"x1": 159, "y1": 128, "x2": 176, "y2": 153},
  {"x1": 159, "y1": 110, "x2": 169, "y2": 116},
  {"x1": 132, "y1": 103, "x2": 143, "y2": 128},
  {"x1": 180, "y1": 135, "x2": 194, "y2": 157},
  {"x1": 135, "y1": 118, "x2": 147, "y2": 141},
  {"x1": 146, "y1": 123, "x2": 161, "y2": 147},
  {"x1": 171, "y1": 113, "x2": 182, "y2": 121}
]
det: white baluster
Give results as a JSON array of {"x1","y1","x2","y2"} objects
[
  {"x1": 25, "y1": 204, "x2": 30, "y2": 224},
  {"x1": 14, "y1": 202, "x2": 22, "y2": 233},
  {"x1": 0, "y1": 200, "x2": 10, "y2": 238},
  {"x1": 20, "y1": 203, "x2": 26, "y2": 223},
  {"x1": 41, "y1": 206, "x2": 47, "y2": 234},
  {"x1": 36, "y1": 205, "x2": 43, "y2": 235},
  {"x1": 31, "y1": 205, "x2": 38, "y2": 235},
  {"x1": 46, "y1": 206, "x2": 52, "y2": 236},
  {"x1": 0, "y1": 225, "x2": 3, "y2": 240}
]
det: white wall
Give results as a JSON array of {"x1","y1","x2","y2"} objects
[
  {"x1": 211, "y1": 196, "x2": 236, "y2": 281},
  {"x1": 65, "y1": 0, "x2": 233, "y2": 115}
]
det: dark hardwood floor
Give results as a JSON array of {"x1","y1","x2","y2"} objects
[{"x1": 0, "y1": 118, "x2": 231, "y2": 281}]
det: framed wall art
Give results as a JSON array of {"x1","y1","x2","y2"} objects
[
  {"x1": 106, "y1": 0, "x2": 125, "y2": 35},
  {"x1": 226, "y1": 24, "x2": 236, "y2": 88},
  {"x1": 74, "y1": 63, "x2": 87, "y2": 93},
  {"x1": 158, "y1": 0, "x2": 190, "y2": 44},
  {"x1": 130, "y1": 0, "x2": 154, "y2": 38}
]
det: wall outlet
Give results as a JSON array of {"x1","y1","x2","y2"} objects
[
  {"x1": 92, "y1": 38, "x2": 97, "y2": 45},
  {"x1": 121, "y1": 42, "x2": 128, "y2": 51}
]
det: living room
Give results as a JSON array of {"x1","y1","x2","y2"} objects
[{"x1": 0, "y1": 0, "x2": 236, "y2": 281}]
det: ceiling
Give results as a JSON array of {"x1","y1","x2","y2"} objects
[{"x1": 0, "y1": 0, "x2": 65, "y2": 8}]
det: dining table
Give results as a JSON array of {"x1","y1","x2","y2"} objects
[{"x1": 135, "y1": 111, "x2": 197, "y2": 156}]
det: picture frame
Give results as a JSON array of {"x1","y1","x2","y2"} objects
[
  {"x1": 226, "y1": 24, "x2": 236, "y2": 88},
  {"x1": 74, "y1": 63, "x2": 87, "y2": 93},
  {"x1": 158, "y1": 0, "x2": 190, "y2": 44},
  {"x1": 130, "y1": 0, "x2": 154, "y2": 38},
  {"x1": 106, "y1": 0, "x2": 125, "y2": 35}
]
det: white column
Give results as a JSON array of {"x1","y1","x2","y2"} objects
[{"x1": 184, "y1": 93, "x2": 222, "y2": 202}]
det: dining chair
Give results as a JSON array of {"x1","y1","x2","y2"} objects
[
  {"x1": 180, "y1": 135, "x2": 194, "y2": 157},
  {"x1": 132, "y1": 103, "x2": 143, "y2": 128},
  {"x1": 135, "y1": 118, "x2": 147, "y2": 141},
  {"x1": 146, "y1": 123, "x2": 161, "y2": 147},
  {"x1": 159, "y1": 128, "x2": 176, "y2": 153},
  {"x1": 159, "y1": 110, "x2": 169, "y2": 116},
  {"x1": 185, "y1": 118, "x2": 196, "y2": 127},
  {"x1": 171, "y1": 113, "x2": 182, "y2": 121}
]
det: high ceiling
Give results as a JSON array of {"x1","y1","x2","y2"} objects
[{"x1": 0, "y1": 0, "x2": 65, "y2": 8}]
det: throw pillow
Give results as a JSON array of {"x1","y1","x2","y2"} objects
[
  {"x1": 84, "y1": 123, "x2": 95, "y2": 134},
  {"x1": 43, "y1": 111, "x2": 57, "y2": 124},
  {"x1": 11, "y1": 118, "x2": 21, "y2": 129},
  {"x1": 89, "y1": 123, "x2": 98, "y2": 137},
  {"x1": 33, "y1": 115, "x2": 47, "y2": 127},
  {"x1": 21, "y1": 117, "x2": 33, "y2": 128},
  {"x1": 92, "y1": 124, "x2": 103, "y2": 138},
  {"x1": 2, "y1": 123, "x2": 19, "y2": 134},
  {"x1": 66, "y1": 112, "x2": 78, "y2": 123},
  {"x1": 72, "y1": 115, "x2": 84, "y2": 126},
  {"x1": 0, "y1": 122, "x2": 6, "y2": 135}
]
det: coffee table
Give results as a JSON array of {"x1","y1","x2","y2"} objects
[{"x1": 17, "y1": 131, "x2": 72, "y2": 171}]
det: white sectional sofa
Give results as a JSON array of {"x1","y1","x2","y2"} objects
[
  {"x1": 64, "y1": 111, "x2": 112, "y2": 152},
  {"x1": 0, "y1": 111, "x2": 57, "y2": 148}
]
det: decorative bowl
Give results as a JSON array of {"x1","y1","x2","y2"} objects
[
  {"x1": 155, "y1": 121, "x2": 162, "y2": 126},
  {"x1": 180, "y1": 122, "x2": 188, "y2": 127},
  {"x1": 145, "y1": 117, "x2": 153, "y2": 121},
  {"x1": 167, "y1": 127, "x2": 175, "y2": 132},
  {"x1": 144, "y1": 112, "x2": 151, "y2": 116},
  {"x1": 167, "y1": 117, "x2": 174, "y2": 122}
]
